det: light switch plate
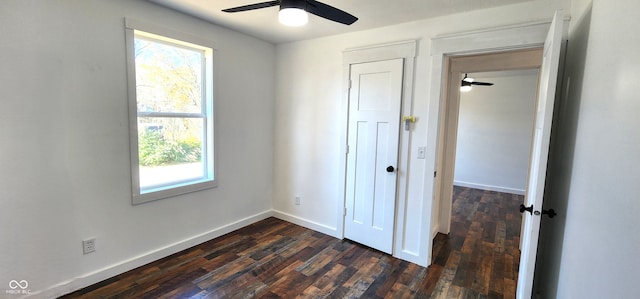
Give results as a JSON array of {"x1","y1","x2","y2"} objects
[{"x1": 417, "y1": 147, "x2": 426, "y2": 159}]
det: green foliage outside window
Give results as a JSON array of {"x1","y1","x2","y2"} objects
[
  {"x1": 134, "y1": 36, "x2": 205, "y2": 167},
  {"x1": 138, "y1": 131, "x2": 202, "y2": 166}
]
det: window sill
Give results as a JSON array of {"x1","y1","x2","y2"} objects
[{"x1": 133, "y1": 179, "x2": 217, "y2": 205}]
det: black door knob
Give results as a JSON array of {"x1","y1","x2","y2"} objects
[
  {"x1": 542, "y1": 209, "x2": 557, "y2": 218},
  {"x1": 386, "y1": 166, "x2": 395, "y2": 173},
  {"x1": 519, "y1": 204, "x2": 534, "y2": 215}
]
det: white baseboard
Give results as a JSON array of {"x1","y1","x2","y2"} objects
[
  {"x1": 453, "y1": 180, "x2": 525, "y2": 195},
  {"x1": 271, "y1": 210, "x2": 338, "y2": 238},
  {"x1": 35, "y1": 210, "x2": 273, "y2": 298},
  {"x1": 432, "y1": 223, "x2": 441, "y2": 239}
]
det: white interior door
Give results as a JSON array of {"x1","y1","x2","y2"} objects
[
  {"x1": 344, "y1": 58, "x2": 403, "y2": 254},
  {"x1": 516, "y1": 11, "x2": 564, "y2": 299}
]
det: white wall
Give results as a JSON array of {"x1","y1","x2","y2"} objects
[
  {"x1": 7, "y1": 0, "x2": 634, "y2": 297},
  {"x1": 454, "y1": 70, "x2": 538, "y2": 194},
  {"x1": 534, "y1": 0, "x2": 640, "y2": 298},
  {"x1": 273, "y1": 0, "x2": 569, "y2": 265},
  {"x1": 0, "y1": 0, "x2": 275, "y2": 296}
]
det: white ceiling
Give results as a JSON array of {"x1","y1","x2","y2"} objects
[{"x1": 148, "y1": 0, "x2": 533, "y2": 44}]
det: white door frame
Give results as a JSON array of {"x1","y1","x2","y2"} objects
[
  {"x1": 437, "y1": 48, "x2": 544, "y2": 235},
  {"x1": 337, "y1": 40, "x2": 417, "y2": 261},
  {"x1": 424, "y1": 18, "x2": 568, "y2": 264}
]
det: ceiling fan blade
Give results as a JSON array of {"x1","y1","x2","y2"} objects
[
  {"x1": 222, "y1": 1, "x2": 280, "y2": 12},
  {"x1": 306, "y1": 0, "x2": 358, "y2": 25},
  {"x1": 470, "y1": 82, "x2": 494, "y2": 86}
]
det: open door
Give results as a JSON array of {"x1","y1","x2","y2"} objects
[{"x1": 516, "y1": 10, "x2": 564, "y2": 299}]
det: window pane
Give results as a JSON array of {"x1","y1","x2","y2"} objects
[
  {"x1": 138, "y1": 117, "x2": 205, "y2": 190},
  {"x1": 134, "y1": 37, "x2": 203, "y2": 114},
  {"x1": 126, "y1": 24, "x2": 216, "y2": 204}
]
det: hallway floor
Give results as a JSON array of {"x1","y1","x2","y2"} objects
[{"x1": 429, "y1": 186, "x2": 523, "y2": 298}]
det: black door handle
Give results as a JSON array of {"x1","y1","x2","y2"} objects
[
  {"x1": 542, "y1": 209, "x2": 557, "y2": 218},
  {"x1": 520, "y1": 204, "x2": 556, "y2": 218},
  {"x1": 386, "y1": 166, "x2": 395, "y2": 173},
  {"x1": 519, "y1": 204, "x2": 533, "y2": 215}
]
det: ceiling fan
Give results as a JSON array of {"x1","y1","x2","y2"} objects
[
  {"x1": 222, "y1": 0, "x2": 358, "y2": 27},
  {"x1": 460, "y1": 73, "x2": 494, "y2": 92}
]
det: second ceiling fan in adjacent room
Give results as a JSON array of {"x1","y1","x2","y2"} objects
[{"x1": 460, "y1": 73, "x2": 494, "y2": 92}]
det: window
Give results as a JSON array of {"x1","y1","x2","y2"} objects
[{"x1": 125, "y1": 20, "x2": 216, "y2": 204}]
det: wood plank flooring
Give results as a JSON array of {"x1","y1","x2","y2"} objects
[
  {"x1": 430, "y1": 186, "x2": 523, "y2": 299},
  {"x1": 60, "y1": 186, "x2": 522, "y2": 299}
]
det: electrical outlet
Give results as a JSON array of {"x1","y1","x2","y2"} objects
[
  {"x1": 83, "y1": 238, "x2": 96, "y2": 254},
  {"x1": 295, "y1": 196, "x2": 301, "y2": 205}
]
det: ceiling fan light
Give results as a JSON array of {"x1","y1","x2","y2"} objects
[
  {"x1": 460, "y1": 85, "x2": 472, "y2": 92},
  {"x1": 279, "y1": 8, "x2": 308, "y2": 26}
]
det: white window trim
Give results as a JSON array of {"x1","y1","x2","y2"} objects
[{"x1": 125, "y1": 18, "x2": 218, "y2": 205}]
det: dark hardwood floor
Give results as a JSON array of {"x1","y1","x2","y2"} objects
[
  {"x1": 429, "y1": 186, "x2": 523, "y2": 299},
  {"x1": 60, "y1": 186, "x2": 522, "y2": 299}
]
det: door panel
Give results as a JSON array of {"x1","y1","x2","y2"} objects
[
  {"x1": 344, "y1": 58, "x2": 404, "y2": 254},
  {"x1": 516, "y1": 10, "x2": 564, "y2": 299}
]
